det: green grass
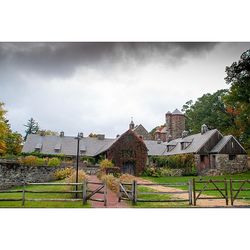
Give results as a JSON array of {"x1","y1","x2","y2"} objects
[
  {"x1": 0, "y1": 181, "x2": 91, "y2": 208},
  {"x1": 132, "y1": 186, "x2": 188, "y2": 208},
  {"x1": 142, "y1": 171, "x2": 250, "y2": 201}
]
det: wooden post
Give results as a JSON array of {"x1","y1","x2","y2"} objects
[
  {"x1": 188, "y1": 180, "x2": 193, "y2": 205},
  {"x1": 118, "y1": 182, "x2": 121, "y2": 203},
  {"x1": 104, "y1": 182, "x2": 107, "y2": 207},
  {"x1": 22, "y1": 182, "x2": 25, "y2": 206},
  {"x1": 134, "y1": 180, "x2": 137, "y2": 205},
  {"x1": 132, "y1": 180, "x2": 136, "y2": 205},
  {"x1": 224, "y1": 178, "x2": 228, "y2": 206},
  {"x1": 82, "y1": 180, "x2": 87, "y2": 205},
  {"x1": 193, "y1": 178, "x2": 196, "y2": 206},
  {"x1": 230, "y1": 179, "x2": 233, "y2": 206}
]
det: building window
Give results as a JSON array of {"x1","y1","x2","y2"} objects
[{"x1": 229, "y1": 154, "x2": 236, "y2": 161}]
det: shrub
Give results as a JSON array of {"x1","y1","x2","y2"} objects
[
  {"x1": 54, "y1": 167, "x2": 74, "y2": 180},
  {"x1": 80, "y1": 156, "x2": 96, "y2": 165},
  {"x1": 119, "y1": 174, "x2": 136, "y2": 183},
  {"x1": 149, "y1": 154, "x2": 195, "y2": 170},
  {"x1": 66, "y1": 170, "x2": 88, "y2": 184},
  {"x1": 67, "y1": 170, "x2": 88, "y2": 197},
  {"x1": 20, "y1": 156, "x2": 39, "y2": 166},
  {"x1": 101, "y1": 174, "x2": 119, "y2": 193},
  {"x1": 142, "y1": 167, "x2": 161, "y2": 177},
  {"x1": 35, "y1": 157, "x2": 47, "y2": 166},
  {"x1": 100, "y1": 159, "x2": 114, "y2": 169},
  {"x1": 48, "y1": 157, "x2": 61, "y2": 167}
]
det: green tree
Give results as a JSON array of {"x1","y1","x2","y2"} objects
[
  {"x1": 5, "y1": 132, "x2": 23, "y2": 155},
  {"x1": 182, "y1": 89, "x2": 233, "y2": 134},
  {"x1": 24, "y1": 118, "x2": 39, "y2": 141},
  {"x1": 224, "y1": 49, "x2": 250, "y2": 150}
]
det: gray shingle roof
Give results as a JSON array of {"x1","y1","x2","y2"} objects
[
  {"x1": 22, "y1": 134, "x2": 116, "y2": 157},
  {"x1": 172, "y1": 108, "x2": 183, "y2": 115},
  {"x1": 144, "y1": 140, "x2": 167, "y2": 156},
  {"x1": 162, "y1": 129, "x2": 219, "y2": 155},
  {"x1": 210, "y1": 135, "x2": 232, "y2": 153}
]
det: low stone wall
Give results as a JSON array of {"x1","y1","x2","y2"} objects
[
  {"x1": 215, "y1": 154, "x2": 248, "y2": 174},
  {"x1": 0, "y1": 162, "x2": 67, "y2": 189}
]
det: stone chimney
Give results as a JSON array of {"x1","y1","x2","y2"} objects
[
  {"x1": 97, "y1": 134, "x2": 105, "y2": 140},
  {"x1": 201, "y1": 124, "x2": 209, "y2": 134},
  {"x1": 182, "y1": 130, "x2": 189, "y2": 139}
]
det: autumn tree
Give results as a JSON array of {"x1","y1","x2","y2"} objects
[
  {"x1": 24, "y1": 118, "x2": 39, "y2": 141},
  {"x1": 224, "y1": 49, "x2": 250, "y2": 150},
  {"x1": 0, "y1": 102, "x2": 23, "y2": 156},
  {"x1": 182, "y1": 89, "x2": 233, "y2": 134},
  {"x1": 0, "y1": 102, "x2": 8, "y2": 155}
]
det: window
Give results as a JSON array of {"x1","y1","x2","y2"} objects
[
  {"x1": 167, "y1": 145, "x2": 175, "y2": 152},
  {"x1": 180, "y1": 142, "x2": 191, "y2": 150},
  {"x1": 229, "y1": 155, "x2": 236, "y2": 161}
]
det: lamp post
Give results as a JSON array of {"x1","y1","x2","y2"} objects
[{"x1": 74, "y1": 133, "x2": 81, "y2": 197}]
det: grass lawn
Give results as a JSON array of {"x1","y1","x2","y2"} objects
[
  {"x1": 132, "y1": 186, "x2": 188, "y2": 208},
  {"x1": 0, "y1": 181, "x2": 91, "y2": 208},
  {"x1": 142, "y1": 171, "x2": 250, "y2": 201}
]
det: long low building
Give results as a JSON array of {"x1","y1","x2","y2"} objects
[{"x1": 22, "y1": 126, "x2": 248, "y2": 175}]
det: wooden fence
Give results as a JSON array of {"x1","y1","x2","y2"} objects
[
  {"x1": 229, "y1": 179, "x2": 250, "y2": 205},
  {"x1": 119, "y1": 180, "x2": 192, "y2": 205},
  {"x1": 193, "y1": 178, "x2": 229, "y2": 206},
  {"x1": 0, "y1": 180, "x2": 107, "y2": 206}
]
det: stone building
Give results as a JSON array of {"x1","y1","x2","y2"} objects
[
  {"x1": 163, "y1": 125, "x2": 248, "y2": 174},
  {"x1": 155, "y1": 108, "x2": 185, "y2": 142},
  {"x1": 129, "y1": 119, "x2": 152, "y2": 140}
]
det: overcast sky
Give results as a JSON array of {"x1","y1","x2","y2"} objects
[{"x1": 0, "y1": 42, "x2": 249, "y2": 138}]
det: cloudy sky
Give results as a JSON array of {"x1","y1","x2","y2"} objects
[{"x1": 0, "y1": 42, "x2": 249, "y2": 138}]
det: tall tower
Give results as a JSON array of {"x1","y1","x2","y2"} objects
[
  {"x1": 129, "y1": 117, "x2": 135, "y2": 130},
  {"x1": 165, "y1": 109, "x2": 185, "y2": 140}
]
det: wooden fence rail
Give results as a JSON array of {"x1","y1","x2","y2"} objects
[
  {"x1": 230, "y1": 179, "x2": 250, "y2": 205},
  {"x1": 0, "y1": 180, "x2": 107, "y2": 206},
  {"x1": 119, "y1": 180, "x2": 192, "y2": 205},
  {"x1": 193, "y1": 178, "x2": 228, "y2": 206}
]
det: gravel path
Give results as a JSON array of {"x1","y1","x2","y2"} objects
[
  {"x1": 87, "y1": 175, "x2": 129, "y2": 208},
  {"x1": 136, "y1": 177, "x2": 249, "y2": 207}
]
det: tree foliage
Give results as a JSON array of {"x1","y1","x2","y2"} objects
[
  {"x1": 182, "y1": 89, "x2": 233, "y2": 134},
  {"x1": 0, "y1": 102, "x2": 23, "y2": 156},
  {"x1": 24, "y1": 117, "x2": 39, "y2": 141},
  {"x1": 224, "y1": 49, "x2": 250, "y2": 150},
  {"x1": 182, "y1": 49, "x2": 250, "y2": 151}
]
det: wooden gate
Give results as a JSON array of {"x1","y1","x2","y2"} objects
[
  {"x1": 230, "y1": 179, "x2": 250, "y2": 205},
  {"x1": 119, "y1": 180, "x2": 192, "y2": 205},
  {"x1": 118, "y1": 182, "x2": 134, "y2": 203},
  {"x1": 83, "y1": 180, "x2": 107, "y2": 206},
  {"x1": 193, "y1": 178, "x2": 228, "y2": 206}
]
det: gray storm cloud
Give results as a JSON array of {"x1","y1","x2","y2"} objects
[
  {"x1": 0, "y1": 42, "x2": 249, "y2": 137},
  {"x1": 0, "y1": 42, "x2": 217, "y2": 79}
]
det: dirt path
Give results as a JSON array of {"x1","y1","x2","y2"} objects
[
  {"x1": 87, "y1": 175, "x2": 129, "y2": 208},
  {"x1": 136, "y1": 177, "x2": 249, "y2": 207}
]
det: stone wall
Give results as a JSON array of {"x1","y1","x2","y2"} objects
[
  {"x1": 215, "y1": 154, "x2": 248, "y2": 174},
  {"x1": 0, "y1": 162, "x2": 68, "y2": 189}
]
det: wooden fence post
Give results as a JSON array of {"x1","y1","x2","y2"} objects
[
  {"x1": 230, "y1": 179, "x2": 233, "y2": 206},
  {"x1": 193, "y1": 178, "x2": 196, "y2": 206},
  {"x1": 104, "y1": 182, "x2": 107, "y2": 207},
  {"x1": 22, "y1": 182, "x2": 25, "y2": 207},
  {"x1": 224, "y1": 178, "x2": 228, "y2": 206},
  {"x1": 82, "y1": 180, "x2": 87, "y2": 205},
  {"x1": 188, "y1": 180, "x2": 193, "y2": 205},
  {"x1": 134, "y1": 180, "x2": 137, "y2": 205},
  {"x1": 118, "y1": 182, "x2": 121, "y2": 202},
  {"x1": 132, "y1": 180, "x2": 137, "y2": 205}
]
